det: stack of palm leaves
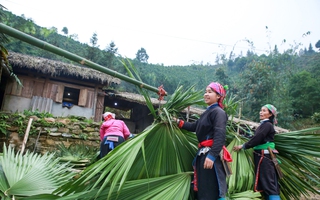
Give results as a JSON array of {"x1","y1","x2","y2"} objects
[
  {"x1": 226, "y1": 135, "x2": 261, "y2": 199},
  {"x1": 275, "y1": 127, "x2": 320, "y2": 199},
  {"x1": 54, "y1": 142, "x2": 99, "y2": 170},
  {"x1": 17, "y1": 60, "x2": 320, "y2": 200}
]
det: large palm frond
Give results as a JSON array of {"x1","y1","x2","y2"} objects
[
  {"x1": 0, "y1": 144, "x2": 75, "y2": 199},
  {"x1": 26, "y1": 172, "x2": 192, "y2": 200},
  {"x1": 275, "y1": 127, "x2": 320, "y2": 199}
]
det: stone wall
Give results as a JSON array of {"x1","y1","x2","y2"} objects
[{"x1": 0, "y1": 115, "x2": 102, "y2": 154}]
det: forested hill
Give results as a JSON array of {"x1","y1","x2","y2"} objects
[{"x1": 1, "y1": 9, "x2": 320, "y2": 130}]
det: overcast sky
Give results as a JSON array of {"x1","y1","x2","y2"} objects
[{"x1": 2, "y1": 0, "x2": 320, "y2": 66}]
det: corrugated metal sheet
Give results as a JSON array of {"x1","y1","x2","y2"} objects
[{"x1": 31, "y1": 96, "x2": 53, "y2": 113}]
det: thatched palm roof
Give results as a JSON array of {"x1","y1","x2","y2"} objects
[
  {"x1": 8, "y1": 52, "x2": 121, "y2": 84},
  {"x1": 114, "y1": 91, "x2": 166, "y2": 105}
]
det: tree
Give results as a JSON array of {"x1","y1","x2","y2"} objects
[
  {"x1": 135, "y1": 48, "x2": 149, "y2": 63},
  {"x1": 307, "y1": 43, "x2": 315, "y2": 54},
  {"x1": 105, "y1": 41, "x2": 118, "y2": 55},
  {"x1": 315, "y1": 40, "x2": 320, "y2": 51},
  {"x1": 289, "y1": 71, "x2": 320, "y2": 116},
  {"x1": 69, "y1": 33, "x2": 78, "y2": 41},
  {"x1": 273, "y1": 44, "x2": 279, "y2": 55},
  {"x1": 87, "y1": 32, "x2": 100, "y2": 61},
  {"x1": 61, "y1": 27, "x2": 68, "y2": 35},
  {"x1": 90, "y1": 32, "x2": 99, "y2": 48},
  {"x1": 215, "y1": 67, "x2": 229, "y2": 86},
  {"x1": 237, "y1": 61, "x2": 275, "y2": 120},
  {"x1": 103, "y1": 41, "x2": 118, "y2": 69},
  {"x1": 0, "y1": 4, "x2": 21, "y2": 85}
]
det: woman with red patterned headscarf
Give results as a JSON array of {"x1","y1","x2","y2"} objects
[{"x1": 176, "y1": 82, "x2": 228, "y2": 200}]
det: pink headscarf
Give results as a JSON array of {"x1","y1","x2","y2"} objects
[{"x1": 208, "y1": 82, "x2": 226, "y2": 109}]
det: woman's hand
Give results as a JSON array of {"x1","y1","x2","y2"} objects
[
  {"x1": 204, "y1": 157, "x2": 214, "y2": 169},
  {"x1": 233, "y1": 145, "x2": 243, "y2": 151},
  {"x1": 172, "y1": 117, "x2": 179, "y2": 124}
]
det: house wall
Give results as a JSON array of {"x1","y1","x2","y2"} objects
[
  {"x1": 51, "y1": 102, "x2": 94, "y2": 119},
  {"x1": 2, "y1": 95, "x2": 31, "y2": 113},
  {"x1": 2, "y1": 75, "x2": 100, "y2": 120}
]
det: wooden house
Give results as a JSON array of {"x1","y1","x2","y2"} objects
[
  {"x1": 0, "y1": 52, "x2": 169, "y2": 134},
  {"x1": 0, "y1": 52, "x2": 120, "y2": 122}
]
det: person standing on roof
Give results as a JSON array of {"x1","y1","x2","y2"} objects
[{"x1": 99, "y1": 112, "x2": 131, "y2": 158}]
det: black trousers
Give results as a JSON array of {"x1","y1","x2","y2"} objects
[
  {"x1": 195, "y1": 154, "x2": 226, "y2": 200},
  {"x1": 100, "y1": 135, "x2": 125, "y2": 158}
]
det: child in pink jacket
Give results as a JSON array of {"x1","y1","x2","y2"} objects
[{"x1": 99, "y1": 112, "x2": 131, "y2": 158}]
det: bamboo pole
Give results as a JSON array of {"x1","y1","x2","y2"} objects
[
  {"x1": 21, "y1": 118, "x2": 33, "y2": 154},
  {"x1": 0, "y1": 23, "x2": 162, "y2": 94},
  {"x1": 236, "y1": 106, "x2": 242, "y2": 135}
]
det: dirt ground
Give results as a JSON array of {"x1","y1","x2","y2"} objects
[{"x1": 300, "y1": 191, "x2": 320, "y2": 200}]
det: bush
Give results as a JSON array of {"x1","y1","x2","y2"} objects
[{"x1": 311, "y1": 112, "x2": 320, "y2": 123}]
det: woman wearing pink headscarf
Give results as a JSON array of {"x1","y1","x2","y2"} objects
[
  {"x1": 99, "y1": 112, "x2": 131, "y2": 158},
  {"x1": 233, "y1": 104, "x2": 280, "y2": 200},
  {"x1": 176, "y1": 82, "x2": 228, "y2": 200}
]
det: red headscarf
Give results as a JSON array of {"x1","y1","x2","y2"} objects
[{"x1": 208, "y1": 82, "x2": 226, "y2": 109}]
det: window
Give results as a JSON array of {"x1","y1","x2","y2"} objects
[{"x1": 63, "y1": 87, "x2": 80, "y2": 105}]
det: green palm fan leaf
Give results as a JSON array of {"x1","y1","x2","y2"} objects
[
  {"x1": 0, "y1": 144, "x2": 75, "y2": 199},
  {"x1": 274, "y1": 127, "x2": 320, "y2": 199}
]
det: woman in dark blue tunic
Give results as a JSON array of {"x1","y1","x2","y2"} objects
[
  {"x1": 233, "y1": 104, "x2": 280, "y2": 200},
  {"x1": 177, "y1": 82, "x2": 228, "y2": 200}
]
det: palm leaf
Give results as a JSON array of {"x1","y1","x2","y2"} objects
[
  {"x1": 0, "y1": 144, "x2": 75, "y2": 198},
  {"x1": 41, "y1": 172, "x2": 192, "y2": 200},
  {"x1": 274, "y1": 127, "x2": 320, "y2": 199}
]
